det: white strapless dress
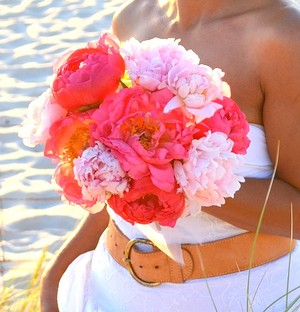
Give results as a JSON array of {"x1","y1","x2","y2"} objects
[{"x1": 58, "y1": 125, "x2": 300, "y2": 312}]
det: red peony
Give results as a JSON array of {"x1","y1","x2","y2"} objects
[
  {"x1": 51, "y1": 33, "x2": 125, "y2": 111},
  {"x1": 108, "y1": 176, "x2": 185, "y2": 227},
  {"x1": 194, "y1": 96, "x2": 250, "y2": 154}
]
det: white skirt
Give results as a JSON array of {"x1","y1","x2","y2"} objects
[{"x1": 58, "y1": 230, "x2": 300, "y2": 312}]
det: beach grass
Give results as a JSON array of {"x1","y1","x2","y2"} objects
[{"x1": 0, "y1": 248, "x2": 47, "y2": 312}]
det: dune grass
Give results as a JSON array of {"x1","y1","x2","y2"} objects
[
  {"x1": 245, "y1": 144, "x2": 300, "y2": 311},
  {"x1": 0, "y1": 248, "x2": 47, "y2": 312},
  {"x1": 246, "y1": 143, "x2": 281, "y2": 311}
]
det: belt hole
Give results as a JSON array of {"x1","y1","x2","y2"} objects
[
  {"x1": 139, "y1": 265, "x2": 143, "y2": 268},
  {"x1": 114, "y1": 243, "x2": 117, "y2": 247},
  {"x1": 154, "y1": 265, "x2": 159, "y2": 269}
]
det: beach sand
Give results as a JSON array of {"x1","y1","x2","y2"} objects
[{"x1": 0, "y1": 0, "x2": 126, "y2": 302}]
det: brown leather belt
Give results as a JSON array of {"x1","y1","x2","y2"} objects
[{"x1": 105, "y1": 219, "x2": 296, "y2": 287}]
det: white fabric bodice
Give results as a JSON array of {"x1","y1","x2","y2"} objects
[{"x1": 109, "y1": 123, "x2": 274, "y2": 245}]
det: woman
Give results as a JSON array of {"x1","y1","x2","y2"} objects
[{"x1": 41, "y1": 0, "x2": 300, "y2": 311}]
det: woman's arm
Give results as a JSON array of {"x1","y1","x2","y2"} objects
[
  {"x1": 204, "y1": 9, "x2": 300, "y2": 239},
  {"x1": 202, "y1": 177, "x2": 300, "y2": 238},
  {"x1": 40, "y1": 208, "x2": 109, "y2": 312}
]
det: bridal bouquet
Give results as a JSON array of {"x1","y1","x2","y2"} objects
[{"x1": 19, "y1": 33, "x2": 250, "y2": 228}]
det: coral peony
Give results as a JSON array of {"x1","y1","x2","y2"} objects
[
  {"x1": 194, "y1": 97, "x2": 250, "y2": 154},
  {"x1": 92, "y1": 86, "x2": 194, "y2": 192},
  {"x1": 52, "y1": 33, "x2": 125, "y2": 111},
  {"x1": 44, "y1": 112, "x2": 95, "y2": 162},
  {"x1": 174, "y1": 131, "x2": 244, "y2": 216},
  {"x1": 19, "y1": 89, "x2": 67, "y2": 147},
  {"x1": 73, "y1": 141, "x2": 129, "y2": 203},
  {"x1": 108, "y1": 176, "x2": 185, "y2": 227}
]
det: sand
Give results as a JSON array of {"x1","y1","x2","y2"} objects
[{"x1": 0, "y1": 0, "x2": 126, "y2": 297}]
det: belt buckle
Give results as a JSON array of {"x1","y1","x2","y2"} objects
[{"x1": 123, "y1": 238, "x2": 161, "y2": 287}]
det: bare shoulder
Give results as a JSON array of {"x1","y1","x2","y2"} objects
[
  {"x1": 257, "y1": 1, "x2": 300, "y2": 56},
  {"x1": 112, "y1": 0, "x2": 159, "y2": 41},
  {"x1": 257, "y1": 1, "x2": 300, "y2": 92},
  {"x1": 258, "y1": 1, "x2": 300, "y2": 189},
  {"x1": 257, "y1": 1, "x2": 300, "y2": 100},
  {"x1": 268, "y1": 1, "x2": 300, "y2": 39}
]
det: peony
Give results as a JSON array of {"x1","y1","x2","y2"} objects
[
  {"x1": 52, "y1": 33, "x2": 125, "y2": 111},
  {"x1": 92, "y1": 86, "x2": 194, "y2": 192},
  {"x1": 122, "y1": 37, "x2": 200, "y2": 91},
  {"x1": 108, "y1": 176, "x2": 185, "y2": 227},
  {"x1": 44, "y1": 111, "x2": 95, "y2": 162},
  {"x1": 194, "y1": 97, "x2": 250, "y2": 154},
  {"x1": 174, "y1": 131, "x2": 245, "y2": 216},
  {"x1": 73, "y1": 141, "x2": 129, "y2": 203},
  {"x1": 19, "y1": 89, "x2": 67, "y2": 147},
  {"x1": 164, "y1": 63, "x2": 229, "y2": 123}
]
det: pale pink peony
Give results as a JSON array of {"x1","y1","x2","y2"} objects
[
  {"x1": 122, "y1": 37, "x2": 200, "y2": 91},
  {"x1": 73, "y1": 141, "x2": 129, "y2": 203},
  {"x1": 19, "y1": 89, "x2": 67, "y2": 147},
  {"x1": 164, "y1": 63, "x2": 230, "y2": 123},
  {"x1": 174, "y1": 131, "x2": 245, "y2": 216}
]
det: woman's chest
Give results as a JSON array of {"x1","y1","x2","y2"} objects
[{"x1": 127, "y1": 18, "x2": 264, "y2": 124}]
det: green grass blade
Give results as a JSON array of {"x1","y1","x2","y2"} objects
[{"x1": 246, "y1": 142, "x2": 280, "y2": 311}]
